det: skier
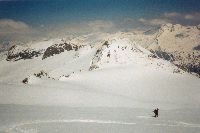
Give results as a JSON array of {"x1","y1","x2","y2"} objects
[{"x1": 153, "y1": 108, "x2": 159, "y2": 117}]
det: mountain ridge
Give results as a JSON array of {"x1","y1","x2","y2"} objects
[{"x1": 0, "y1": 23, "x2": 200, "y2": 78}]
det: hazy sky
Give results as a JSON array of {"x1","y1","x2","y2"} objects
[{"x1": 0, "y1": 0, "x2": 200, "y2": 43}]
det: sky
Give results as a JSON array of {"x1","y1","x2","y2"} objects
[{"x1": 0, "y1": 0, "x2": 200, "y2": 44}]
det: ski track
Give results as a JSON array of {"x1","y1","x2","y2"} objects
[
  {"x1": 6, "y1": 119, "x2": 136, "y2": 133},
  {"x1": 5, "y1": 119, "x2": 200, "y2": 133}
]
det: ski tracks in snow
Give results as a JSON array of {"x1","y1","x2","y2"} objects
[
  {"x1": 5, "y1": 118, "x2": 200, "y2": 133},
  {"x1": 6, "y1": 119, "x2": 136, "y2": 133}
]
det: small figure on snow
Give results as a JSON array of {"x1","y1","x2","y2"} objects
[{"x1": 153, "y1": 108, "x2": 159, "y2": 117}]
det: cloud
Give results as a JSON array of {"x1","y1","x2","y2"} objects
[
  {"x1": 0, "y1": 19, "x2": 31, "y2": 35},
  {"x1": 184, "y1": 14, "x2": 195, "y2": 20},
  {"x1": 118, "y1": 12, "x2": 200, "y2": 32},
  {"x1": 1, "y1": 12, "x2": 200, "y2": 46},
  {"x1": 88, "y1": 20, "x2": 114, "y2": 31},
  {"x1": 184, "y1": 13, "x2": 200, "y2": 21},
  {"x1": 129, "y1": 12, "x2": 200, "y2": 28},
  {"x1": 164, "y1": 12, "x2": 200, "y2": 20},
  {"x1": 138, "y1": 18, "x2": 170, "y2": 26},
  {"x1": 118, "y1": 17, "x2": 170, "y2": 31},
  {"x1": 162, "y1": 12, "x2": 200, "y2": 25},
  {"x1": 44, "y1": 20, "x2": 116, "y2": 39},
  {"x1": 164, "y1": 12, "x2": 181, "y2": 18},
  {"x1": 0, "y1": 19, "x2": 117, "y2": 45},
  {"x1": 0, "y1": 19, "x2": 40, "y2": 45}
]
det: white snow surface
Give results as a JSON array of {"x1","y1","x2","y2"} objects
[
  {"x1": 1, "y1": 35, "x2": 198, "y2": 108},
  {"x1": 0, "y1": 32, "x2": 200, "y2": 133}
]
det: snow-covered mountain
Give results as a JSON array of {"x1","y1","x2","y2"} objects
[
  {"x1": 89, "y1": 37, "x2": 177, "y2": 72},
  {"x1": 143, "y1": 23, "x2": 200, "y2": 76},
  {"x1": 1, "y1": 26, "x2": 200, "y2": 133},
  {"x1": 0, "y1": 33, "x2": 186, "y2": 82},
  {"x1": 0, "y1": 30, "x2": 199, "y2": 109}
]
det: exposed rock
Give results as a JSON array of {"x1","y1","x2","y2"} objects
[
  {"x1": 148, "y1": 54, "x2": 157, "y2": 58},
  {"x1": 34, "y1": 70, "x2": 48, "y2": 78},
  {"x1": 193, "y1": 45, "x2": 200, "y2": 51},
  {"x1": 175, "y1": 33, "x2": 189, "y2": 38},
  {"x1": 42, "y1": 43, "x2": 79, "y2": 59},
  {"x1": 22, "y1": 78, "x2": 28, "y2": 84},
  {"x1": 89, "y1": 65, "x2": 99, "y2": 71},
  {"x1": 103, "y1": 41, "x2": 109, "y2": 47},
  {"x1": 175, "y1": 63, "x2": 200, "y2": 77},
  {"x1": 150, "y1": 50, "x2": 174, "y2": 61},
  {"x1": 7, "y1": 45, "x2": 42, "y2": 61},
  {"x1": 89, "y1": 39, "x2": 153, "y2": 71},
  {"x1": 150, "y1": 49, "x2": 200, "y2": 76}
]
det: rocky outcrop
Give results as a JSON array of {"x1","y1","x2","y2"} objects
[
  {"x1": 146, "y1": 23, "x2": 200, "y2": 77},
  {"x1": 150, "y1": 50, "x2": 174, "y2": 61},
  {"x1": 150, "y1": 49, "x2": 200, "y2": 77},
  {"x1": 7, "y1": 45, "x2": 42, "y2": 61},
  {"x1": 176, "y1": 63, "x2": 200, "y2": 76},
  {"x1": 34, "y1": 70, "x2": 49, "y2": 78},
  {"x1": 193, "y1": 45, "x2": 200, "y2": 51},
  {"x1": 22, "y1": 78, "x2": 28, "y2": 84},
  {"x1": 22, "y1": 70, "x2": 54, "y2": 84},
  {"x1": 42, "y1": 43, "x2": 79, "y2": 59},
  {"x1": 173, "y1": 53, "x2": 200, "y2": 76}
]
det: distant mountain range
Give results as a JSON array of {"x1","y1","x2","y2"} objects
[{"x1": 1, "y1": 23, "x2": 199, "y2": 78}]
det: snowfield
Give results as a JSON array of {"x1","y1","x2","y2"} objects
[
  {"x1": 0, "y1": 32, "x2": 200, "y2": 133},
  {"x1": 1, "y1": 105, "x2": 200, "y2": 133}
]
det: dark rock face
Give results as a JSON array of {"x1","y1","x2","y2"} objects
[
  {"x1": 150, "y1": 49, "x2": 200, "y2": 77},
  {"x1": 175, "y1": 33, "x2": 189, "y2": 38},
  {"x1": 103, "y1": 41, "x2": 109, "y2": 47},
  {"x1": 89, "y1": 65, "x2": 99, "y2": 71},
  {"x1": 173, "y1": 53, "x2": 200, "y2": 76},
  {"x1": 148, "y1": 54, "x2": 157, "y2": 58},
  {"x1": 175, "y1": 63, "x2": 200, "y2": 77},
  {"x1": 6, "y1": 45, "x2": 42, "y2": 61},
  {"x1": 42, "y1": 43, "x2": 79, "y2": 59},
  {"x1": 89, "y1": 42, "x2": 108, "y2": 71},
  {"x1": 22, "y1": 78, "x2": 28, "y2": 84},
  {"x1": 150, "y1": 50, "x2": 174, "y2": 61},
  {"x1": 187, "y1": 63, "x2": 200, "y2": 76},
  {"x1": 193, "y1": 45, "x2": 200, "y2": 50},
  {"x1": 34, "y1": 70, "x2": 48, "y2": 78}
]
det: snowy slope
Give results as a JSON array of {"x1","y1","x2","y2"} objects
[
  {"x1": 89, "y1": 37, "x2": 179, "y2": 73},
  {"x1": 0, "y1": 34, "x2": 199, "y2": 109},
  {"x1": 0, "y1": 32, "x2": 200, "y2": 133}
]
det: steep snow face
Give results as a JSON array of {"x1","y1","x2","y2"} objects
[
  {"x1": 89, "y1": 37, "x2": 179, "y2": 73},
  {"x1": 90, "y1": 38, "x2": 150, "y2": 69}
]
